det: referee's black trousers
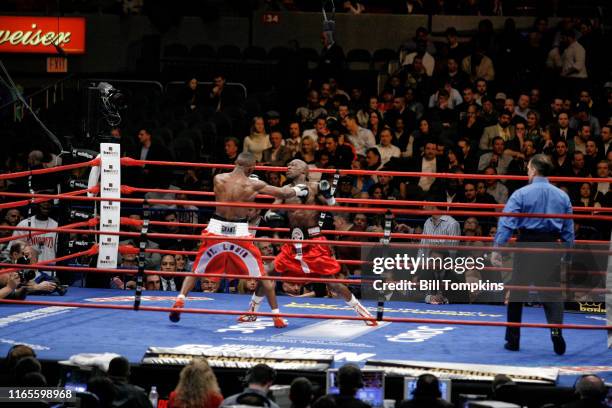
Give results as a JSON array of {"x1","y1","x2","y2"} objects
[{"x1": 506, "y1": 231, "x2": 564, "y2": 344}]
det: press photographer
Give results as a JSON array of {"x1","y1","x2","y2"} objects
[{"x1": 5, "y1": 241, "x2": 67, "y2": 296}]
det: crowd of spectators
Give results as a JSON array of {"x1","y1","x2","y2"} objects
[
  {"x1": 2, "y1": 346, "x2": 608, "y2": 407},
  {"x1": 0, "y1": 15, "x2": 610, "y2": 303}
]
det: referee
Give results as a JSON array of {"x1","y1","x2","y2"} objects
[{"x1": 491, "y1": 154, "x2": 574, "y2": 355}]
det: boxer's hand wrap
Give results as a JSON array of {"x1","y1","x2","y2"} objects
[
  {"x1": 292, "y1": 184, "x2": 309, "y2": 202},
  {"x1": 249, "y1": 174, "x2": 260, "y2": 181},
  {"x1": 319, "y1": 180, "x2": 335, "y2": 205}
]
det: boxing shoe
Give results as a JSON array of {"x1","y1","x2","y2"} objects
[
  {"x1": 273, "y1": 316, "x2": 288, "y2": 328},
  {"x1": 237, "y1": 300, "x2": 259, "y2": 323},
  {"x1": 551, "y1": 329, "x2": 566, "y2": 355},
  {"x1": 504, "y1": 341, "x2": 520, "y2": 351},
  {"x1": 169, "y1": 297, "x2": 184, "y2": 323},
  {"x1": 354, "y1": 303, "x2": 377, "y2": 326},
  {"x1": 237, "y1": 314, "x2": 258, "y2": 323}
]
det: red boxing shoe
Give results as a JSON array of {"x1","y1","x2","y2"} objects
[
  {"x1": 169, "y1": 298, "x2": 185, "y2": 323},
  {"x1": 237, "y1": 301, "x2": 259, "y2": 323},
  {"x1": 273, "y1": 316, "x2": 288, "y2": 328},
  {"x1": 354, "y1": 303, "x2": 377, "y2": 326}
]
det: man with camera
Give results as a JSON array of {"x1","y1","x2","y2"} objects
[{"x1": 0, "y1": 241, "x2": 65, "y2": 298}]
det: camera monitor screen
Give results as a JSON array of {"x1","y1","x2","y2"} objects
[
  {"x1": 58, "y1": 365, "x2": 90, "y2": 393},
  {"x1": 326, "y1": 369, "x2": 385, "y2": 408},
  {"x1": 404, "y1": 376, "x2": 451, "y2": 402}
]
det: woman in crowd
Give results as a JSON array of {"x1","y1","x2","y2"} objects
[
  {"x1": 169, "y1": 358, "x2": 223, "y2": 408},
  {"x1": 367, "y1": 111, "x2": 385, "y2": 143},
  {"x1": 447, "y1": 146, "x2": 464, "y2": 169},
  {"x1": 294, "y1": 137, "x2": 317, "y2": 165},
  {"x1": 243, "y1": 116, "x2": 271, "y2": 162},
  {"x1": 573, "y1": 182, "x2": 600, "y2": 209},
  {"x1": 403, "y1": 118, "x2": 433, "y2": 158},
  {"x1": 237, "y1": 279, "x2": 257, "y2": 295},
  {"x1": 526, "y1": 110, "x2": 542, "y2": 148}
]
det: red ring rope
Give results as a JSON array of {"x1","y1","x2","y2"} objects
[
  {"x1": 121, "y1": 185, "x2": 612, "y2": 213},
  {"x1": 0, "y1": 298, "x2": 609, "y2": 330},
  {"x1": 0, "y1": 263, "x2": 607, "y2": 294},
  {"x1": 1, "y1": 191, "x2": 609, "y2": 221},
  {"x1": 120, "y1": 157, "x2": 612, "y2": 184},
  {"x1": 1, "y1": 225, "x2": 608, "y2": 254},
  {"x1": 0, "y1": 159, "x2": 99, "y2": 181}
]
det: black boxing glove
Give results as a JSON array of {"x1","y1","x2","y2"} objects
[{"x1": 319, "y1": 180, "x2": 335, "y2": 205}]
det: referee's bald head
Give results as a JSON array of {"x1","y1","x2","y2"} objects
[{"x1": 528, "y1": 154, "x2": 554, "y2": 177}]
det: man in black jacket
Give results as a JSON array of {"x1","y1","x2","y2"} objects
[
  {"x1": 107, "y1": 356, "x2": 152, "y2": 408},
  {"x1": 397, "y1": 374, "x2": 452, "y2": 408},
  {"x1": 316, "y1": 364, "x2": 370, "y2": 408},
  {"x1": 129, "y1": 126, "x2": 173, "y2": 188}
]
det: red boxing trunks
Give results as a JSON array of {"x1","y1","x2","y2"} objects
[
  {"x1": 193, "y1": 218, "x2": 265, "y2": 281},
  {"x1": 274, "y1": 227, "x2": 340, "y2": 278}
]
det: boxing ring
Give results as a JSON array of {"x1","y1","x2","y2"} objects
[{"x1": 0, "y1": 147, "x2": 611, "y2": 386}]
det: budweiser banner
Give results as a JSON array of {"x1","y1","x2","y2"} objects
[{"x1": 0, "y1": 16, "x2": 86, "y2": 54}]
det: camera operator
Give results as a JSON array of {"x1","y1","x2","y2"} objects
[{"x1": 8, "y1": 241, "x2": 62, "y2": 295}]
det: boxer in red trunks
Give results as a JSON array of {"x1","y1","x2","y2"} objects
[
  {"x1": 169, "y1": 152, "x2": 308, "y2": 328},
  {"x1": 271, "y1": 159, "x2": 376, "y2": 325}
]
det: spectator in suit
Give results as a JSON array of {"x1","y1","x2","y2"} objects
[
  {"x1": 553, "y1": 112, "x2": 575, "y2": 143},
  {"x1": 318, "y1": 30, "x2": 345, "y2": 81},
  {"x1": 457, "y1": 137, "x2": 479, "y2": 174},
  {"x1": 404, "y1": 139, "x2": 447, "y2": 199},
  {"x1": 598, "y1": 125, "x2": 612, "y2": 159},
  {"x1": 130, "y1": 126, "x2": 173, "y2": 188},
  {"x1": 285, "y1": 121, "x2": 302, "y2": 157},
  {"x1": 479, "y1": 111, "x2": 515, "y2": 151},
  {"x1": 262, "y1": 130, "x2": 292, "y2": 166}
]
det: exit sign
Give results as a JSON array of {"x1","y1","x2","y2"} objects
[{"x1": 47, "y1": 56, "x2": 68, "y2": 73}]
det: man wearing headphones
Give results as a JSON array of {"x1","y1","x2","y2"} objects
[
  {"x1": 317, "y1": 364, "x2": 370, "y2": 408},
  {"x1": 221, "y1": 364, "x2": 279, "y2": 408}
]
